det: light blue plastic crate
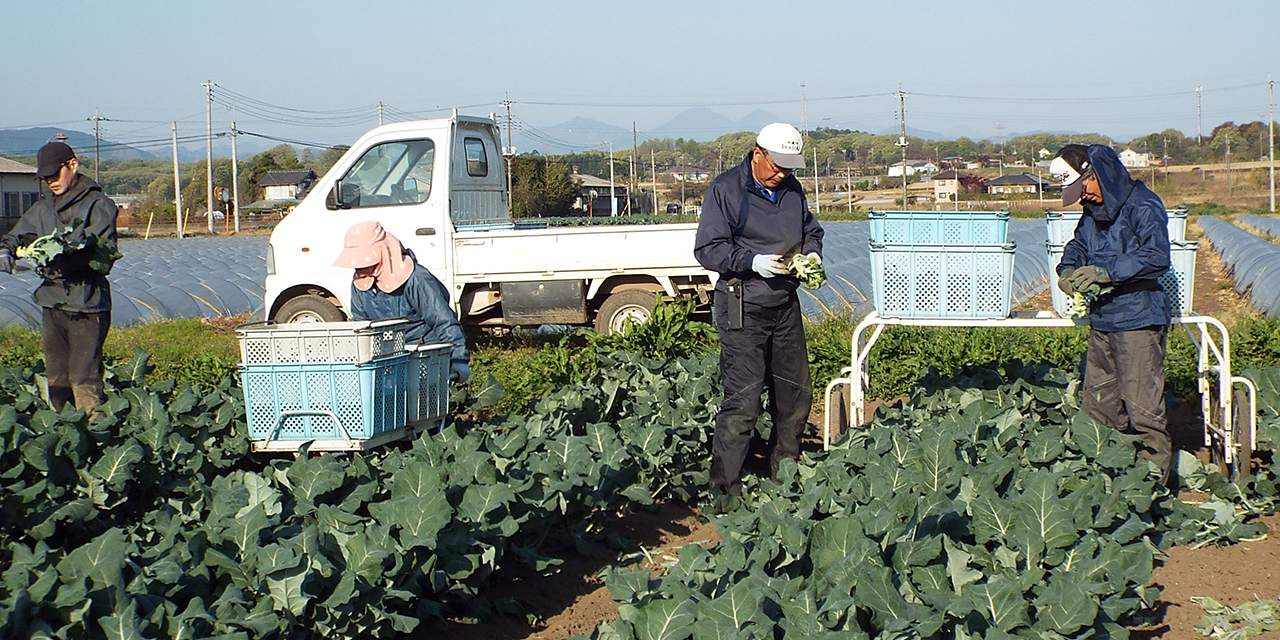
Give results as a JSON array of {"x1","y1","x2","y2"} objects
[
  {"x1": 242, "y1": 355, "x2": 409, "y2": 444},
  {"x1": 1045, "y1": 209, "x2": 1187, "y2": 244},
  {"x1": 1046, "y1": 240, "x2": 1197, "y2": 317},
  {"x1": 408, "y1": 343, "x2": 451, "y2": 427},
  {"x1": 870, "y1": 242, "x2": 1016, "y2": 319},
  {"x1": 869, "y1": 210, "x2": 1010, "y2": 244}
]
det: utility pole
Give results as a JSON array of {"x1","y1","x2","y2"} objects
[
  {"x1": 203, "y1": 80, "x2": 214, "y2": 234},
  {"x1": 378, "y1": 101, "x2": 384, "y2": 127},
  {"x1": 897, "y1": 89, "x2": 908, "y2": 208},
  {"x1": 651, "y1": 149, "x2": 658, "y2": 214},
  {"x1": 1270, "y1": 77, "x2": 1275, "y2": 212},
  {"x1": 171, "y1": 122, "x2": 183, "y2": 239},
  {"x1": 846, "y1": 166, "x2": 852, "y2": 214},
  {"x1": 88, "y1": 109, "x2": 108, "y2": 183},
  {"x1": 812, "y1": 146, "x2": 820, "y2": 213},
  {"x1": 502, "y1": 98, "x2": 514, "y2": 213},
  {"x1": 608, "y1": 141, "x2": 617, "y2": 217},
  {"x1": 230, "y1": 121, "x2": 240, "y2": 233},
  {"x1": 801, "y1": 81, "x2": 808, "y2": 136},
  {"x1": 631, "y1": 122, "x2": 638, "y2": 215},
  {"x1": 1196, "y1": 85, "x2": 1203, "y2": 145}
]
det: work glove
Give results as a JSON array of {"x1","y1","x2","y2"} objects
[
  {"x1": 0, "y1": 250, "x2": 11, "y2": 274},
  {"x1": 1068, "y1": 266, "x2": 1111, "y2": 292},
  {"x1": 751, "y1": 254, "x2": 787, "y2": 279},
  {"x1": 806, "y1": 252, "x2": 822, "y2": 264},
  {"x1": 449, "y1": 362, "x2": 471, "y2": 384},
  {"x1": 1056, "y1": 273, "x2": 1074, "y2": 295}
]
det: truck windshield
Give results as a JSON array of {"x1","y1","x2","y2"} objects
[{"x1": 338, "y1": 139, "x2": 434, "y2": 209}]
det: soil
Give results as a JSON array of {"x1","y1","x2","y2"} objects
[{"x1": 408, "y1": 218, "x2": 1280, "y2": 640}]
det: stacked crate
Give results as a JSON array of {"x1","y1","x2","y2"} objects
[
  {"x1": 1045, "y1": 209, "x2": 1196, "y2": 317},
  {"x1": 238, "y1": 320, "x2": 411, "y2": 450},
  {"x1": 869, "y1": 210, "x2": 1016, "y2": 319}
]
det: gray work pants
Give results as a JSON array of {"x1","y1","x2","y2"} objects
[
  {"x1": 42, "y1": 307, "x2": 110, "y2": 414},
  {"x1": 1082, "y1": 326, "x2": 1172, "y2": 482}
]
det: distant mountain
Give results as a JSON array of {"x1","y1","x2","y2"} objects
[
  {"x1": 876, "y1": 125, "x2": 954, "y2": 141},
  {"x1": 736, "y1": 109, "x2": 784, "y2": 135},
  {"x1": 647, "y1": 107, "x2": 785, "y2": 141},
  {"x1": 512, "y1": 117, "x2": 633, "y2": 155},
  {"x1": 647, "y1": 107, "x2": 736, "y2": 140},
  {"x1": 0, "y1": 127, "x2": 158, "y2": 160}
]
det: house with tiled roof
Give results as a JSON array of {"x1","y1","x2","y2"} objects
[{"x1": 0, "y1": 157, "x2": 41, "y2": 234}]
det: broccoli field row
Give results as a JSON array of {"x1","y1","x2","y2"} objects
[{"x1": 4, "y1": 348, "x2": 1280, "y2": 639}]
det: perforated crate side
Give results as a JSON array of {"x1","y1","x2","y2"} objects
[
  {"x1": 870, "y1": 243, "x2": 1015, "y2": 319},
  {"x1": 1046, "y1": 241, "x2": 1196, "y2": 318},
  {"x1": 1045, "y1": 210, "x2": 1188, "y2": 244},
  {"x1": 869, "y1": 210, "x2": 1010, "y2": 244},
  {"x1": 240, "y1": 356, "x2": 410, "y2": 444},
  {"x1": 408, "y1": 345, "x2": 451, "y2": 425}
]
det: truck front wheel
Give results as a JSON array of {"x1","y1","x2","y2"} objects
[
  {"x1": 594, "y1": 290, "x2": 659, "y2": 334},
  {"x1": 276, "y1": 294, "x2": 346, "y2": 324}
]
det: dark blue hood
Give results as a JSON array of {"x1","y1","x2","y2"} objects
[{"x1": 1084, "y1": 144, "x2": 1137, "y2": 224}]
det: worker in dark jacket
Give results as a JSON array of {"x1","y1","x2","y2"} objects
[
  {"x1": 1051, "y1": 143, "x2": 1173, "y2": 483},
  {"x1": 694, "y1": 122, "x2": 824, "y2": 499},
  {"x1": 0, "y1": 142, "x2": 118, "y2": 415},
  {"x1": 333, "y1": 221, "x2": 470, "y2": 382}
]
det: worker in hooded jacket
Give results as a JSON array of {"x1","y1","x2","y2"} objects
[
  {"x1": 334, "y1": 221, "x2": 470, "y2": 383},
  {"x1": 1050, "y1": 143, "x2": 1173, "y2": 484}
]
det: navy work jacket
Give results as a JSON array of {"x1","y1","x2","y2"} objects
[
  {"x1": 1058, "y1": 144, "x2": 1172, "y2": 332},
  {"x1": 694, "y1": 153, "x2": 824, "y2": 307},
  {"x1": 350, "y1": 262, "x2": 469, "y2": 365}
]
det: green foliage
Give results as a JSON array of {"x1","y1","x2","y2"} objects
[
  {"x1": 510, "y1": 157, "x2": 578, "y2": 218},
  {"x1": 587, "y1": 363, "x2": 1280, "y2": 640},
  {"x1": 587, "y1": 296, "x2": 717, "y2": 362},
  {"x1": 15, "y1": 218, "x2": 122, "y2": 277},
  {"x1": 544, "y1": 214, "x2": 698, "y2": 226},
  {"x1": 1191, "y1": 595, "x2": 1280, "y2": 638}
]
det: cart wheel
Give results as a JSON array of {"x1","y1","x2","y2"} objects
[
  {"x1": 1231, "y1": 388, "x2": 1253, "y2": 479},
  {"x1": 830, "y1": 385, "x2": 851, "y2": 441}
]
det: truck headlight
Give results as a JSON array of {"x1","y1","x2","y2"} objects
[{"x1": 266, "y1": 244, "x2": 275, "y2": 276}]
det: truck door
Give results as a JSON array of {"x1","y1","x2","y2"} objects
[{"x1": 330, "y1": 137, "x2": 452, "y2": 307}]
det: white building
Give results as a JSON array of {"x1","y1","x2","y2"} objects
[
  {"x1": 888, "y1": 160, "x2": 939, "y2": 178},
  {"x1": 1119, "y1": 148, "x2": 1151, "y2": 168},
  {"x1": 0, "y1": 158, "x2": 41, "y2": 235}
]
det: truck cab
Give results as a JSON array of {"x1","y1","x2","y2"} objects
[{"x1": 264, "y1": 115, "x2": 713, "y2": 332}]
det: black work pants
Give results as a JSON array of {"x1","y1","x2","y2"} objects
[
  {"x1": 709, "y1": 293, "x2": 812, "y2": 496},
  {"x1": 1082, "y1": 326, "x2": 1172, "y2": 483},
  {"x1": 42, "y1": 307, "x2": 110, "y2": 413}
]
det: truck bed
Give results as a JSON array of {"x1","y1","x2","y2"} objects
[{"x1": 452, "y1": 222, "x2": 706, "y2": 281}]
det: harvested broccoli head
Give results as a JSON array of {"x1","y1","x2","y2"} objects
[
  {"x1": 14, "y1": 218, "x2": 121, "y2": 278},
  {"x1": 787, "y1": 253, "x2": 826, "y2": 289}
]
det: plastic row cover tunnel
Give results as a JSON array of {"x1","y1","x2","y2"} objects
[
  {"x1": 1197, "y1": 216, "x2": 1280, "y2": 317},
  {"x1": 0, "y1": 236, "x2": 267, "y2": 330},
  {"x1": 796, "y1": 219, "x2": 1052, "y2": 321},
  {"x1": 1238, "y1": 213, "x2": 1280, "y2": 240}
]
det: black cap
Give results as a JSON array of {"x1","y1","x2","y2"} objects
[
  {"x1": 36, "y1": 141, "x2": 76, "y2": 178},
  {"x1": 1051, "y1": 144, "x2": 1092, "y2": 206}
]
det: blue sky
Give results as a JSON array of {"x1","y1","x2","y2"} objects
[{"x1": 5, "y1": 0, "x2": 1279, "y2": 150}]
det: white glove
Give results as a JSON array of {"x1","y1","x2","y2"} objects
[
  {"x1": 806, "y1": 252, "x2": 822, "y2": 264},
  {"x1": 751, "y1": 254, "x2": 787, "y2": 278}
]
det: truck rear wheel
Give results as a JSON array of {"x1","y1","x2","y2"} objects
[
  {"x1": 594, "y1": 290, "x2": 658, "y2": 334},
  {"x1": 276, "y1": 294, "x2": 345, "y2": 324}
]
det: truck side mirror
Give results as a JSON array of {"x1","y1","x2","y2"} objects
[{"x1": 326, "y1": 181, "x2": 343, "y2": 210}]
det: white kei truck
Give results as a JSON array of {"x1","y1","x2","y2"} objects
[{"x1": 263, "y1": 114, "x2": 715, "y2": 333}]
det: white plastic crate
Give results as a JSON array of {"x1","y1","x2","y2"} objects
[
  {"x1": 408, "y1": 343, "x2": 451, "y2": 428},
  {"x1": 870, "y1": 242, "x2": 1016, "y2": 319},
  {"x1": 238, "y1": 319, "x2": 408, "y2": 366},
  {"x1": 1047, "y1": 241, "x2": 1197, "y2": 318},
  {"x1": 1045, "y1": 209, "x2": 1188, "y2": 244},
  {"x1": 870, "y1": 210, "x2": 1010, "y2": 244},
  {"x1": 241, "y1": 355, "x2": 410, "y2": 447}
]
